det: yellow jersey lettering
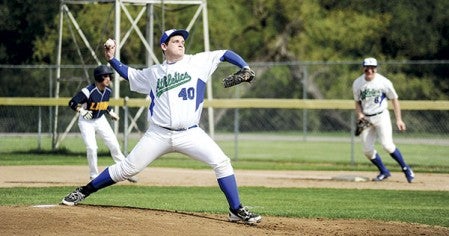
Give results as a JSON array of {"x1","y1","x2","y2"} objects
[{"x1": 89, "y1": 102, "x2": 109, "y2": 111}]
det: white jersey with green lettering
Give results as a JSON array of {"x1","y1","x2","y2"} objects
[
  {"x1": 352, "y1": 73, "x2": 398, "y2": 116},
  {"x1": 127, "y1": 50, "x2": 226, "y2": 130}
]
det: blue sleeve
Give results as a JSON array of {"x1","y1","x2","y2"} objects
[
  {"x1": 68, "y1": 91, "x2": 87, "y2": 111},
  {"x1": 220, "y1": 50, "x2": 249, "y2": 68},
  {"x1": 109, "y1": 58, "x2": 129, "y2": 80}
]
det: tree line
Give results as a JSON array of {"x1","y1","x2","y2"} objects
[{"x1": 0, "y1": 0, "x2": 448, "y2": 100}]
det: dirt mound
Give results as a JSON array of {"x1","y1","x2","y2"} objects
[{"x1": 1, "y1": 205, "x2": 448, "y2": 236}]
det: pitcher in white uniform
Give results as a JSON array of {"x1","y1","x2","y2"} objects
[
  {"x1": 62, "y1": 29, "x2": 261, "y2": 224},
  {"x1": 352, "y1": 57, "x2": 414, "y2": 183}
]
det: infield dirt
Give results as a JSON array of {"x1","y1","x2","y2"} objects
[{"x1": 1, "y1": 166, "x2": 448, "y2": 235}]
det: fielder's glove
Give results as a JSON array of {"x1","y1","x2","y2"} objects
[
  {"x1": 223, "y1": 67, "x2": 255, "y2": 88},
  {"x1": 78, "y1": 107, "x2": 93, "y2": 120},
  {"x1": 108, "y1": 109, "x2": 120, "y2": 121},
  {"x1": 355, "y1": 118, "x2": 371, "y2": 136}
]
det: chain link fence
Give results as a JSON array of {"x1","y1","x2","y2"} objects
[{"x1": 1, "y1": 62, "x2": 448, "y2": 167}]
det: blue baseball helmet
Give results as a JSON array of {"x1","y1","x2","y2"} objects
[{"x1": 93, "y1": 65, "x2": 113, "y2": 82}]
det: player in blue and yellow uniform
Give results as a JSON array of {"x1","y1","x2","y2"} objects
[{"x1": 69, "y1": 65, "x2": 137, "y2": 182}]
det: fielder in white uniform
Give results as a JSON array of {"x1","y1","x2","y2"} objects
[
  {"x1": 62, "y1": 29, "x2": 261, "y2": 224},
  {"x1": 352, "y1": 57, "x2": 414, "y2": 183},
  {"x1": 69, "y1": 65, "x2": 137, "y2": 183}
]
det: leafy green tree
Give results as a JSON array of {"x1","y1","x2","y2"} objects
[
  {"x1": 1, "y1": 0, "x2": 448, "y2": 100},
  {"x1": 0, "y1": 0, "x2": 59, "y2": 64}
]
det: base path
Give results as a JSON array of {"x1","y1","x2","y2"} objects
[{"x1": 0, "y1": 165, "x2": 448, "y2": 191}]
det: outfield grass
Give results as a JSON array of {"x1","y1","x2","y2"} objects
[{"x1": 1, "y1": 135, "x2": 448, "y2": 173}]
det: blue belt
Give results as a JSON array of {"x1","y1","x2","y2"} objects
[
  {"x1": 365, "y1": 111, "x2": 383, "y2": 117},
  {"x1": 160, "y1": 125, "x2": 198, "y2": 131}
]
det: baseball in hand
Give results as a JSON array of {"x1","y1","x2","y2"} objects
[{"x1": 104, "y1": 39, "x2": 115, "y2": 49}]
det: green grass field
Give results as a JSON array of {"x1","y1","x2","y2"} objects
[
  {"x1": 1, "y1": 135, "x2": 449, "y2": 228},
  {"x1": 1, "y1": 134, "x2": 448, "y2": 172}
]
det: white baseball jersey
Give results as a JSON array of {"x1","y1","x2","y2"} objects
[
  {"x1": 127, "y1": 50, "x2": 226, "y2": 130},
  {"x1": 353, "y1": 72, "x2": 398, "y2": 157},
  {"x1": 352, "y1": 73, "x2": 398, "y2": 116},
  {"x1": 107, "y1": 50, "x2": 236, "y2": 182}
]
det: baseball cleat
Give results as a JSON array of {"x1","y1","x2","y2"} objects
[
  {"x1": 228, "y1": 205, "x2": 262, "y2": 224},
  {"x1": 372, "y1": 172, "x2": 391, "y2": 182},
  {"x1": 403, "y1": 166, "x2": 415, "y2": 183},
  {"x1": 127, "y1": 176, "x2": 139, "y2": 183},
  {"x1": 61, "y1": 187, "x2": 87, "y2": 206}
]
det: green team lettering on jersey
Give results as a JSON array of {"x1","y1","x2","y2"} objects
[
  {"x1": 156, "y1": 72, "x2": 191, "y2": 97},
  {"x1": 360, "y1": 88, "x2": 380, "y2": 100}
]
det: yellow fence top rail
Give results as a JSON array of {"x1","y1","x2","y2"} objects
[{"x1": 0, "y1": 97, "x2": 448, "y2": 110}]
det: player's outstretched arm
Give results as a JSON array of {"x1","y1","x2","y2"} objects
[
  {"x1": 103, "y1": 38, "x2": 129, "y2": 80},
  {"x1": 108, "y1": 58, "x2": 129, "y2": 81},
  {"x1": 220, "y1": 50, "x2": 248, "y2": 69}
]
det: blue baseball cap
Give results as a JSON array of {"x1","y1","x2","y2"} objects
[{"x1": 160, "y1": 29, "x2": 189, "y2": 45}]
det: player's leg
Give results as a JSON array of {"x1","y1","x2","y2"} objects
[
  {"x1": 174, "y1": 127, "x2": 261, "y2": 224},
  {"x1": 108, "y1": 127, "x2": 171, "y2": 181},
  {"x1": 361, "y1": 125, "x2": 390, "y2": 181},
  {"x1": 96, "y1": 117, "x2": 139, "y2": 182},
  {"x1": 173, "y1": 128, "x2": 238, "y2": 207},
  {"x1": 389, "y1": 148, "x2": 414, "y2": 183},
  {"x1": 62, "y1": 126, "x2": 171, "y2": 205},
  {"x1": 61, "y1": 168, "x2": 113, "y2": 206},
  {"x1": 62, "y1": 119, "x2": 98, "y2": 205},
  {"x1": 377, "y1": 112, "x2": 414, "y2": 183},
  {"x1": 378, "y1": 117, "x2": 407, "y2": 168},
  {"x1": 95, "y1": 116, "x2": 125, "y2": 162},
  {"x1": 369, "y1": 152, "x2": 391, "y2": 181},
  {"x1": 78, "y1": 119, "x2": 99, "y2": 179}
]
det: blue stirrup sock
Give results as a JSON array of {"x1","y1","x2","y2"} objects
[
  {"x1": 370, "y1": 154, "x2": 389, "y2": 174},
  {"x1": 82, "y1": 168, "x2": 116, "y2": 195},
  {"x1": 390, "y1": 148, "x2": 407, "y2": 169},
  {"x1": 217, "y1": 175, "x2": 241, "y2": 211}
]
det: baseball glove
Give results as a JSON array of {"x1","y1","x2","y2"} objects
[
  {"x1": 223, "y1": 68, "x2": 255, "y2": 88},
  {"x1": 355, "y1": 118, "x2": 371, "y2": 136}
]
